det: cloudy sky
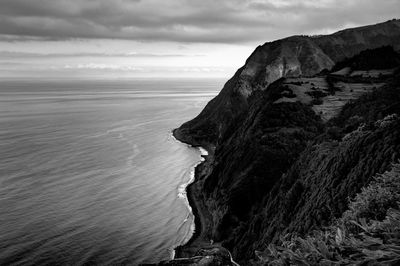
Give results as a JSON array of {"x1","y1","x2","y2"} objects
[{"x1": 0, "y1": 0, "x2": 399, "y2": 78}]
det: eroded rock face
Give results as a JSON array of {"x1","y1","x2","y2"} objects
[
  {"x1": 242, "y1": 37, "x2": 335, "y2": 87},
  {"x1": 174, "y1": 19, "x2": 400, "y2": 145}
]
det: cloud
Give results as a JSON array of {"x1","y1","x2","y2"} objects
[
  {"x1": 0, "y1": 0, "x2": 398, "y2": 43},
  {"x1": 0, "y1": 51, "x2": 201, "y2": 58},
  {"x1": 64, "y1": 63, "x2": 144, "y2": 71}
]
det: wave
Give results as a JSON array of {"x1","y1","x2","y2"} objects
[{"x1": 169, "y1": 131, "x2": 205, "y2": 259}]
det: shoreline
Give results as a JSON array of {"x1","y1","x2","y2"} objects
[
  {"x1": 170, "y1": 132, "x2": 207, "y2": 249},
  {"x1": 170, "y1": 128, "x2": 240, "y2": 265},
  {"x1": 171, "y1": 129, "x2": 214, "y2": 258}
]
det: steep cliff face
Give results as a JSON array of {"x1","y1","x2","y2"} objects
[
  {"x1": 233, "y1": 86, "x2": 400, "y2": 259},
  {"x1": 198, "y1": 69, "x2": 400, "y2": 263},
  {"x1": 172, "y1": 20, "x2": 400, "y2": 264},
  {"x1": 175, "y1": 19, "x2": 400, "y2": 145}
]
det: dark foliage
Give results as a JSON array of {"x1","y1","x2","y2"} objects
[
  {"x1": 306, "y1": 90, "x2": 328, "y2": 98},
  {"x1": 253, "y1": 163, "x2": 400, "y2": 265},
  {"x1": 213, "y1": 72, "x2": 400, "y2": 263},
  {"x1": 330, "y1": 71, "x2": 400, "y2": 133},
  {"x1": 331, "y1": 46, "x2": 400, "y2": 72},
  {"x1": 202, "y1": 98, "x2": 324, "y2": 243}
]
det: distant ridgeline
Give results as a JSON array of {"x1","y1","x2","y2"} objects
[{"x1": 169, "y1": 19, "x2": 400, "y2": 265}]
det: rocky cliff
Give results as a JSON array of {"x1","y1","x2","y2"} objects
[
  {"x1": 175, "y1": 19, "x2": 400, "y2": 145},
  {"x1": 169, "y1": 19, "x2": 400, "y2": 265}
]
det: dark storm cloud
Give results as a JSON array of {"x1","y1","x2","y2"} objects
[{"x1": 0, "y1": 0, "x2": 399, "y2": 43}]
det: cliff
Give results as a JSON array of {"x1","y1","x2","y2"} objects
[
  {"x1": 168, "y1": 19, "x2": 400, "y2": 265},
  {"x1": 174, "y1": 19, "x2": 400, "y2": 145}
]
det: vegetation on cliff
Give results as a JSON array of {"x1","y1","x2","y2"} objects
[
  {"x1": 224, "y1": 72, "x2": 400, "y2": 262},
  {"x1": 254, "y1": 163, "x2": 400, "y2": 265},
  {"x1": 173, "y1": 21, "x2": 400, "y2": 265},
  {"x1": 331, "y1": 46, "x2": 400, "y2": 72}
]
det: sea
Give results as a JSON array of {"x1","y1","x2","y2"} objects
[{"x1": 0, "y1": 78, "x2": 221, "y2": 265}]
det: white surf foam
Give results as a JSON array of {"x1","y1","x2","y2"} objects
[{"x1": 170, "y1": 131, "x2": 208, "y2": 258}]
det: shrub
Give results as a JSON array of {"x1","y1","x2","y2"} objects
[
  {"x1": 343, "y1": 163, "x2": 400, "y2": 222},
  {"x1": 253, "y1": 163, "x2": 400, "y2": 265}
]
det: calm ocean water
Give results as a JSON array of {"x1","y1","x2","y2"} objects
[{"x1": 0, "y1": 79, "x2": 220, "y2": 265}]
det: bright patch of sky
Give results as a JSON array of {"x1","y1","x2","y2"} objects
[{"x1": 0, "y1": 0, "x2": 398, "y2": 79}]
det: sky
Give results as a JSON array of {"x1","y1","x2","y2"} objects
[{"x1": 0, "y1": 0, "x2": 399, "y2": 79}]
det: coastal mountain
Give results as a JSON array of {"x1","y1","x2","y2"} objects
[
  {"x1": 174, "y1": 19, "x2": 400, "y2": 146},
  {"x1": 163, "y1": 19, "x2": 400, "y2": 265}
]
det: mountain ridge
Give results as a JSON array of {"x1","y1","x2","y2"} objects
[
  {"x1": 174, "y1": 19, "x2": 400, "y2": 146},
  {"x1": 162, "y1": 19, "x2": 400, "y2": 265}
]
